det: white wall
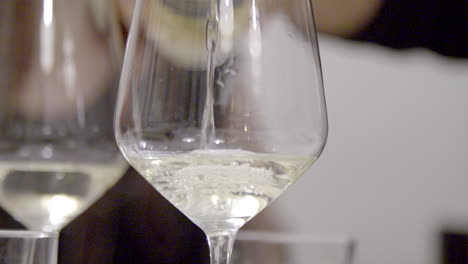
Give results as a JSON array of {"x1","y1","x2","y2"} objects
[{"x1": 260, "y1": 35, "x2": 468, "y2": 264}]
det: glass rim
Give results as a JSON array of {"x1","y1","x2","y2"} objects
[
  {"x1": 0, "y1": 230, "x2": 59, "y2": 239},
  {"x1": 237, "y1": 230, "x2": 355, "y2": 246}
]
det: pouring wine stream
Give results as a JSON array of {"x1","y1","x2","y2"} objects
[
  {"x1": 200, "y1": 0, "x2": 234, "y2": 149},
  {"x1": 202, "y1": 1, "x2": 238, "y2": 263}
]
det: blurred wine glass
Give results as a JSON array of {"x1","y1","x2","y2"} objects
[{"x1": 0, "y1": 0, "x2": 128, "y2": 262}]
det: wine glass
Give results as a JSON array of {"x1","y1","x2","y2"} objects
[
  {"x1": 0, "y1": 0, "x2": 127, "y2": 262},
  {"x1": 114, "y1": 0, "x2": 327, "y2": 263}
]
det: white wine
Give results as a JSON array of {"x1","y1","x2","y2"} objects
[
  {"x1": 126, "y1": 149, "x2": 314, "y2": 231},
  {"x1": 0, "y1": 160, "x2": 127, "y2": 231}
]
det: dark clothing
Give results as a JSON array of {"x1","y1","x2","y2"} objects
[{"x1": 352, "y1": 0, "x2": 468, "y2": 58}]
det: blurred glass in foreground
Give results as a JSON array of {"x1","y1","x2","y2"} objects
[
  {"x1": 0, "y1": 0, "x2": 127, "y2": 233},
  {"x1": 0, "y1": 0, "x2": 127, "y2": 245}
]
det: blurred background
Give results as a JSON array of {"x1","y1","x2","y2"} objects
[
  {"x1": 266, "y1": 35, "x2": 468, "y2": 264},
  {"x1": 1, "y1": 0, "x2": 467, "y2": 263}
]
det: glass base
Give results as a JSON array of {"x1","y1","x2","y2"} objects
[
  {"x1": 0, "y1": 230, "x2": 58, "y2": 264},
  {"x1": 232, "y1": 231, "x2": 356, "y2": 264}
]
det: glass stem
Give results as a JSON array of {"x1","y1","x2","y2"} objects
[{"x1": 206, "y1": 231, "x2": 237, "y2": 264}]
